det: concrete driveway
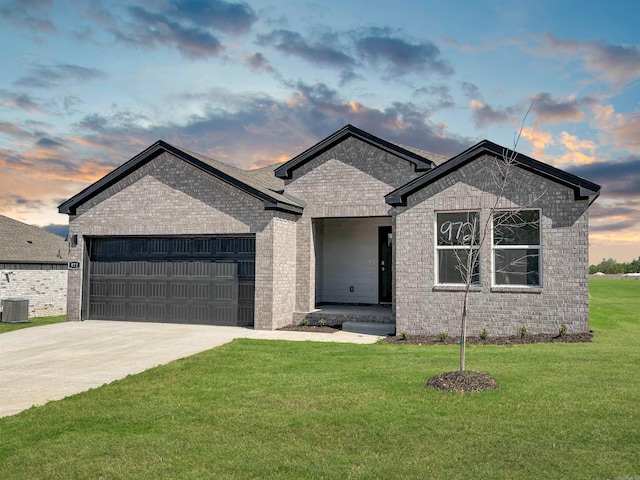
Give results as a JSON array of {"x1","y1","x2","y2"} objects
[{"x1": 0, "y1": 320, "x2": 381, "y2": 418}]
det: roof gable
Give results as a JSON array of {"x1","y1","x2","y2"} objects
[
  {"x1": 385, "y1": 139, "x2": 601, "y2": 207},
  {"x1": 0, "y1": 215, "x2": 67, "y2": 263},
  {"x1": 59, "y1": 141, "x2": 304, "y2": 216},
  {"x1": 274, "y1": 124, "x2": 436, "y2": 180}
]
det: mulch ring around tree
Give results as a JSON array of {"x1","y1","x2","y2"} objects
[
  {"x1": 387, "y1": 331, "x2": 594, "y2": 345},
  {"x1": 427, "y1": 371, "x2": 499, "y2": 393}
]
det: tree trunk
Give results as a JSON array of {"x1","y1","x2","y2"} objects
[{"x1": 460, "y1": 288, "x2": 469, "y2": 372}]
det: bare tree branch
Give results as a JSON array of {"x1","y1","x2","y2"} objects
[{"x1": 453, "y1": 103, "x2": 541, "y2": 371}]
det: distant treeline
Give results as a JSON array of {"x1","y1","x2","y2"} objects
[{"x1": 589, "y1": 257, "x2": 640, "y2": 274}]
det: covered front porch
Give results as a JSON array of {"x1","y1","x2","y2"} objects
[
  {"x1": 298, "y1": 216, "x2": 395, "y2": 334},
  {"x1": 313, "y1": 216, "x2": 393, "y2": 305}
]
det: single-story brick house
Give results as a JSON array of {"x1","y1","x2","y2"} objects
[
  {"x1": 59, "y1": 125, "x2": 600, "y2": 335},
  {"x1": 0, "y1": 214, "x2": 68, "y2": 318}
]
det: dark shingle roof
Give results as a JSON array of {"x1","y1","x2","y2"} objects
[
  {"x1": 274, "y1": 124, "x2": 436, "y2": 179},
  {"x1": 59, "y1": 141, "x2": 305, "y2": 216},
  {"x1": 386, "y1": 139, "x2": 601, "y2": 206},
  {"x1": 178, "y1": 147, "x2": 294, "y2": 202},
  {"x1": 391, "y1": 143, "x2": 448, "y2": 165},
  {"x1": 0, "y1": 215, "x2": 67, "y2": 263},
  {"x1": 246, "y1": 163, "x2": 286, "y2": 191}
]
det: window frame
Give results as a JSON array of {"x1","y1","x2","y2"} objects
[
  {"x1": 434, "y1": 210, "x2": 481, "y2": 286},
  {"x1": 491, "y1": 208, "x2": 542, "y2": 288}
]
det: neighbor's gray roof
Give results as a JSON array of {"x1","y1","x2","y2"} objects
[
  {"x1": 59, "y1": 141, "x2": 305, "y2": 216},
  {"x1": 0, "y1": 215, "x2": 67, "y2": 263}
]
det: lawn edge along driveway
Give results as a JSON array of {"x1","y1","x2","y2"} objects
[{"x1": 0, "y1": 320, "x2": 381, "y2": 418}]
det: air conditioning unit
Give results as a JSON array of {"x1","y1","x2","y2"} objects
[{"x1": 1, "y1": 298, "x2": 29, "y2": 323}]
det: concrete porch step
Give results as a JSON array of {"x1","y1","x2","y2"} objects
[{"x1": 342, "y1": 321, "x2": 395, "y2": 336}]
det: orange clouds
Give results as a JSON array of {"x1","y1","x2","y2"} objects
[
  {"x1": 555, "y1": 150, "x2": 600, "y2": 165},
  {"x1": 67, "y1": 134, "x2": 148, "y2": 153},
  {"x1": 559, "y1": 132, "x2": 596, "y2": 152},
  {"x1": 553, "y1": 132, "x2": 600, "y2": 165},
  {"x1": 520, "y1": 127, "x2": 603, "y2": 167},
  {"x1": 345, "y1": 101, "x2": 366, "y2": 113},
  {"x1": 520, "y1": 127, "x2": 553, "y2": 158},
  {"x1": 0, "y1": 131, "x2": 136, "y2": 228},
  {"x1": 246, "y1": 154, "x2": 290, "y2": 170},
  {"x1": 592, "y1": 104, "x2": 640, "y2": 153}
]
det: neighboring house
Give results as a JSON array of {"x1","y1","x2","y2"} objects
[
  {"x1": 59, "y1": 125, "x2": 600, "y2": 335},
  {"x1": 0, "y1": 215, "x2": 68, "y2": 318}
]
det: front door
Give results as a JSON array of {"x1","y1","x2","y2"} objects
[{"x1": 378, "y1": 226, "x2": 392, "y2": 303}]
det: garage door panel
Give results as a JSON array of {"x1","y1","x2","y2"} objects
[
  {"x1": 130, "y1": 282, "x2": 146, "y2": 297},
  {"x1": 170, "y1": 282, "x2": 189, "y2": 300},
  {"x1": 238, "y1": 306, "x2": 253, "y2": 327},
  {"x1": 87, "y1": 236, "x2": 254, "y2": 326},
  {"x1": 192, "y1": 283, "x2": 209, "y2": 300},
  {"x1": 148, "y1": 282, "x2": 167, "y2": 298},
  {"x1": 192, "y1": 305, "x2": 211, "y2": 323},
  {"x1": 170, "y1": 304, "x2": 190, "y2": 322},
  {"x1": 90, "y1": 280, "x2": 109, "y2": 297},
  {"x1": 111, "y1": 282, "x2": 126, "y2": 297},
  {"x1": 90, "y1": 301, "x2": 106, "y2": 318},
  {"x1": 90, "y1": 300, "x2": 125, "y2": 320},
  {"x1": 130, "y1": 262, "x2": 145, "y2": 276},
  {"x1": 172, "y1": 262, "x2": 189, "y2": 276},
  {"x1": 129, "y1": 303, "x2": 147, "y2": 320},
  {"x1": 147, "y1": 304, "x2": 166, "y2": 321}
]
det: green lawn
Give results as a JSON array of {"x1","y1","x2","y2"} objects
[
  {"x1": 0, "y1": 279, "x2": 638, "y2": 479},
  {"x1": 0, "y1": 314, "x2": 66, "y2": 334}
]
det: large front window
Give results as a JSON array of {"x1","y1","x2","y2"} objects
[
  {"x1": 493, "y1": 209, "x2": 541, "y2": 286},
  {"x1": 436, "y1": 211, "x2": 480, "y2": 285}
]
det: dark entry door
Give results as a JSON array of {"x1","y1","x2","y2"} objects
[
  {"x1": 378, "y1": 226, "x2": 392, "y2": 303},
  {"x1": 86, "y1": 236, "x2": 255, "y2": 326}
]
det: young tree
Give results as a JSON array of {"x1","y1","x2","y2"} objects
[{"x1": 447, "y1": 107, "x2": 539, "y2": 372}]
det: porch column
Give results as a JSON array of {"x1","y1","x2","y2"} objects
[{"x1": 294, "y1": 216, "x2": 315, "y2": 313}]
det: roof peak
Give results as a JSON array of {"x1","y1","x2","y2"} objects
[
  {"x1": 59, "y1": 141, "x2": 304, "y2": 216},
  {"x1": 385, "y1": 139, "x2": 601, "y2": 207},
  {"x1": 274, "y1": 124, "x2": 436, "y2": 180}
]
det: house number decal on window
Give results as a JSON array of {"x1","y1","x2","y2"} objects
[
  {"x1": 68, "y1": 261, "x2": 80, "y2": 270},
  {"x1": 440, "y1": 221, "x2": 475, "y2": 244}
]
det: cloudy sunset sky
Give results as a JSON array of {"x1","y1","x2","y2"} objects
[{"x1": 1, "y1": 0, "x2": 639, "y2": 264}]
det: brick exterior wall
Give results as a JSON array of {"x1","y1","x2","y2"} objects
[
  {"x1": 295, "y1": 217, "x2": 315, "y2": 313},
  {"x1": 64, "y1": 139, "x2": 593, "y2": 336},
  {"x1": 284, "y1": 136, "x2": 422, "y2": 320},
  {"x1": 394, "y1": 154, "x2": 591, "y2": 336},
  {"x1": 271, "y1": 217, "x2": 298, "y2": 328},
  {"x1": 253, "y1": 214, "x2": 297, "y2": 330},
  {"x1": 0, "y1": 269, "x2": 67, "y2": 317},
  {"x1": 66, "y1": 152, "x2": 298, "y2": 329}
]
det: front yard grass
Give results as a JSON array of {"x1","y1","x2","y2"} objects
[
  {"x1": 0, "y1": 314, "x2": 66, "y2": 334},
  {"x1": 0, "y1": 278, "x2": 638, "y2": 479}
]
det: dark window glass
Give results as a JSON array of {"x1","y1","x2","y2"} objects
[
  {"x1": 438, "y1": 249, "x2": 480, "y2": 285},
  {"x1": 494, "y1": 248, "x2": 540, "y2": 286},
  {"x1": 493, "y1": 210, "x2": 540, "y2": 246},
  {"x1": 436, "y1": 212, "x2": 480, "y2": 285}
]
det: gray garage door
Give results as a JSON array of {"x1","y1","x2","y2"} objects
[{"x1": 86, "y1": 236, "x2": 255, "y2": 326}]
